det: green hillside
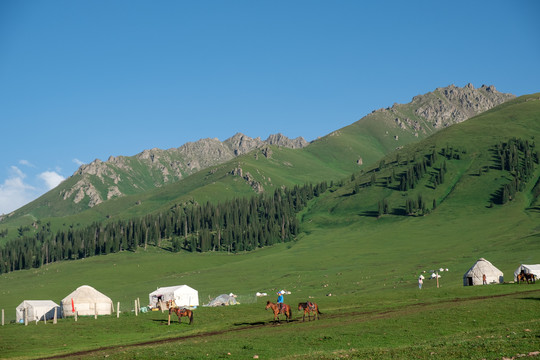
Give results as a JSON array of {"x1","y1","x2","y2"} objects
[
  {"x1": 0, "y1": 94, "x2": 539, "y2": 359},
  {"x1": 0, "y1": 85, "x2": 514, "y2": 244}
]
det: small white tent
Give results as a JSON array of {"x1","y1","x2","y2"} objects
[
  {"x1": 514, "y1": 264, "x2": 540, "y2": 281},
  {"x1": 16, "y1": 300, "x2": 61, "y2": 322},
  {"x1": 463, "y1": 258, "x2": 504, "y2": 286},
  {"x1": 61, "y1": 285, "x2": 113, "y2": 316},
  {"x1": 149, "y1": 285, "x2": 199, "y2": 308}
]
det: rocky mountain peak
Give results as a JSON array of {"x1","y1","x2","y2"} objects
[
  {"x1": 68, "y1": 132, "x2": 308, "y2": 208},
  {"x1": 381, "y1": 84, "x2": 515, "y2": 138},
  {"x1": 265, "y1": 133, "x2": 308, "y2": 148}
]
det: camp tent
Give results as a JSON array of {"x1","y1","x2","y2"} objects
[
  {"x1": 149, "y1": 285, "x2": 199, "y2": 308},
  {"x1": 61, "y1": 285, "x2": 113, "y2": 316},
  {"x1": 16, "y1": 300, "x2": 61, "y2": 323},
  {"x1": 203, "y1": 294, "x2": 237, "y2": 307},
  {"x1": 514, "y1": 264, "x2": 540, "y2": 281},
  {"x1": 463, "y1": 258, "x2": 504, "y2": 286}
]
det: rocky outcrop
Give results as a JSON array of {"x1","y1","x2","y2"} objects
[
  {"x1": 387, "y1": 84, "x2": 514, "y2": 137},
  {"x1": 359, "y1": 84, "x2": 515, "y2": 144},
  {"x1": 65, "y1": 133, "x2": 306, "y2": 208},
  {"x1": 413, "y1": 84, "x2": 513, "y2": 129},
  {"x1": 229, "y1": 166, "x2": 264, "y2": 193},
  {"x1": 265, "y1": 133, "x2": 308, "y2": 148}
]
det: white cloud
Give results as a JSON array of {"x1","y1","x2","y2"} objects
[
  {"x1": 73, "y1": 158, "x2": 85, "y2": 166},
  {"x1": 19, "y1": 159, "x2": 35, "y2": 167},
  {"x1": 0, "y1": 166, "x2": 36, "y2": 214},
  {"x1": 38, "y1": 171, "x2": 65, "y2": 190}
]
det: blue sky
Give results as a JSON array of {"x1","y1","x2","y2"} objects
[{"x1": 1, "y1": 0, "x2": 539, "y2": 214}]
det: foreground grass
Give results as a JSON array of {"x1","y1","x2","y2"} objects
[{"x1": 1, "y1": 288, "x2": 538, "y2": 360}]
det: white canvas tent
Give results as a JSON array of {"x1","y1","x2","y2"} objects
[
  {"x1": 16, "y1": 300, "x2": 61, "y2": 322},
  {"x1": 61, "y1": 285, "x2": 113, "y2": 316},
  {"x1": 203, "y1": 294, "x2": 237, "y2": 307},
  {"x1": 463, "y1": 258, "x2": 504, "y2": 286},
  {"x1": 149, "y1": 285, "x2": 199, "y2": 308},
  {"x1": 514, "y1": 264, "x2": 540, "y2": 281}
]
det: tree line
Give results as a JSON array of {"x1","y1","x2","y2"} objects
[
  {"x1": 495, "y1": 138, "x2": 538, "y2": 204},
  {"x1": 0, "y1": 182, "x2": 328, "y2": 274}
]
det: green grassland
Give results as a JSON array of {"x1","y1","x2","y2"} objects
[{"x1": 1, "y1": 94, "x2": 540, "y2": 359}]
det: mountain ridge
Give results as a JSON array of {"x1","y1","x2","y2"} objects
[{"x1": 1, "y1": 83, "x2": 514, "y2": 223}]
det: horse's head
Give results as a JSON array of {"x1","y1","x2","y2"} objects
[
  {"x1": 298, "y1": 303, "x2": 303, "y2": 310},
  {"x1": 265, "y1": 300, "x2": 272, "y2": 310}
]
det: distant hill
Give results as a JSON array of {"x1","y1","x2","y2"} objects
[{"x1": 0, "y1": 84, "x2": 514, "y2": 227}]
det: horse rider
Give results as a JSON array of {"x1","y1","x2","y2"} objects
[{"x1": 277, "y1": 290, "x2": 285, "y2": 311}]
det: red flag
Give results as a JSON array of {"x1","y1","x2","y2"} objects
[{"x1": 71, "y1": 298, "x2": 75, "y2": 313}]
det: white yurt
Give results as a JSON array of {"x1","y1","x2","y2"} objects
[
  {"x1": 61, "y1": 285, "x2": 113, "y2": 316},
  {"x1": 16, "y1": 300, "x2": 61, "y2": 323},
  {"x1": 149, "y1": 285, "x2": 199, "y2": 308},
  {"x1": 513, "y1": 264, "x2": 540, "y2": 281},
  {"x1": 463, "y1": 258, "x2": 504, "y2": 286}
]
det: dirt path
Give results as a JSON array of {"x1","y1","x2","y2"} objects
[{"x1": 39, "y1": 288, "x2": 540, "y2": 359}]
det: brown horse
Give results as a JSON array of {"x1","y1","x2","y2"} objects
[
  {"x1": 168, "y1": 306, "x2": 193, "y2": 325},
  {"x1": 517, "y1": 273, "x2": 536, "y2": 284},
  {"x1": 265, "y1": 301, "x2": 291, "y2": 323},
  {"x1": 298, "y1": 302, "x2": 322, "y2": 321}
]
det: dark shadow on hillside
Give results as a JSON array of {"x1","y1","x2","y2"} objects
[
  {"x1": 520, "y1": 297, "x2": 540, "y2": 301},
  {"x1": 392, "y1": 207, "x2": 407, "y2": 216},
  {"x1": 490, "y1": 188, "x2": 503, "y2": 205},
  {"x1": 489, "y1": 147, "x2": 502, "y2": 170},
  {"x1": 361, "y1": 210, "x2": 380, "y2": 218}
]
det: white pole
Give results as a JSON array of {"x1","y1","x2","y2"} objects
[
  {"x1": 135, "y1": 300, "x2": 138, "y2": 316},
  {"x1": 117, "y1": 302, "x2": 120, "y2": 318},
  {"x1": 24, "y1": 308, "x2": 28, "y2": 326},
  {"x1": 95, "y1": 303, "x2": 98, "y2": 319},
  {"x1": 75, "y1": 311, "x2": 78, "y2": 322},
  {"x1": 53, "y1": 307, "x2": 57, "y2": 324},
  {"x1": 1, "y1": 309, "x2": 4, "y2": 326}
]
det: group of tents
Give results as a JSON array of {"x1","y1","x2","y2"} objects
[
  {"x1": 463, "y1": 258, "x2": 540, "y2": 286},
  {"x1": 16, "y1": 284, "x2": 200, "y2": 323},
  {"x1": 16, "y1": 260, "x2": 539, "y2": 322}
]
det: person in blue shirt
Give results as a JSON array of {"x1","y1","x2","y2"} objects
[{"x1": 276, "y1": 290, "x2": 284, "y2": 311}]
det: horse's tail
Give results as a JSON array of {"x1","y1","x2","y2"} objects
[
  {"x1": 317, "y1": 307, "x2": 323, "y2": 315},
  {"x1": 188, "y1": 310, "x2": 194, "y2": 324}
]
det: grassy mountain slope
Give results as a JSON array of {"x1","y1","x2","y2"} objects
[
  {"x1": 3, "y1": 84, "x2": 513, "y2": 231},
  {"x1": 0, "y1": 85, "x2": 515, "y2": 243},
  {"x1": 0, "y1": 93, "x2": 539, "y2": 359}
]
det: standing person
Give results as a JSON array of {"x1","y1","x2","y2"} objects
[
  {"x1": 276, "y1": 290, "x2": 284, "y2": 311},
  {"x1": 482, "y1": 274, "x2": 487, "y2": 285},
  {"x1": 418, "y1": 276, "x2": 423, "y2": 289}
]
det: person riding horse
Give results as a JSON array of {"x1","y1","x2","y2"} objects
[{"x1": 277, "y1": 290, "x2": 285, "y2": 312}]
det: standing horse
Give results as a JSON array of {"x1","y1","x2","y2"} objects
[
  {"x1": 517, "y1": 273, "x2": 536, "y2": 284},
  {"x1": 298, "y1": 302, "x2": 322, "y2": 321},
  {"x1": 265, "y1": 301, "x2": 291, "y2": 323},
  {"x1": 168, "y1": 307, "x2": 193, "y2": 325}
]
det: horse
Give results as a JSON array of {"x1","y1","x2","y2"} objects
[
  {"x1": 298, "y1": 301, "x2": 322, "y2": 321},
  {"x1": 168, "y1": 306, "x2": 193, "y2": 325},
  {"x1": 265, "y1": 301, "x2": 291, "y2": 323},
  {"x1": 517, "y1": 273, "x2": 536, "y2": 284}
]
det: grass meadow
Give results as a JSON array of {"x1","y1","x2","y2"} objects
[{"x1": 1, "y1": 197, "x2": 539, "y2": 359}]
